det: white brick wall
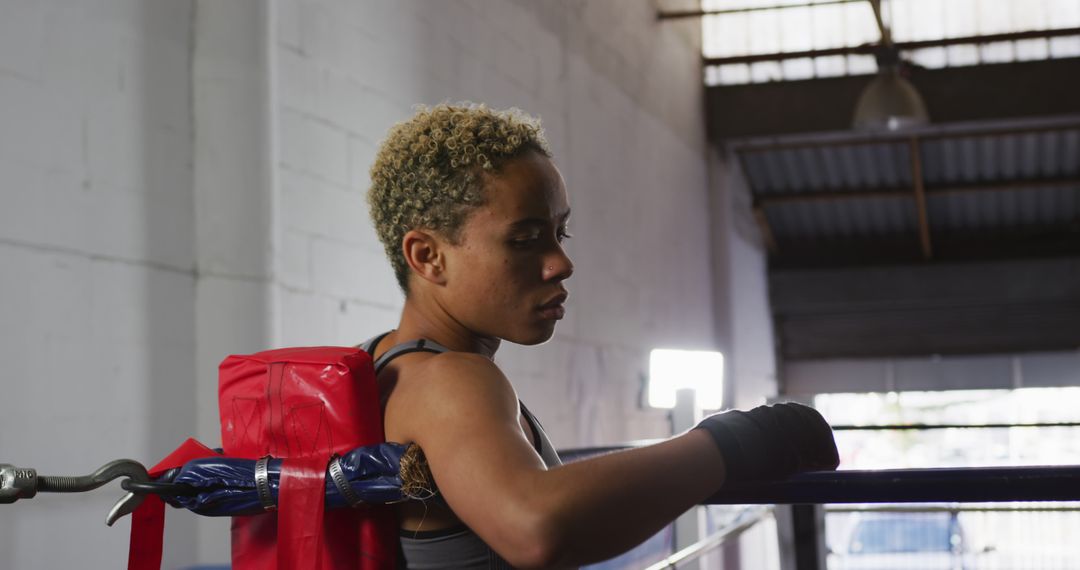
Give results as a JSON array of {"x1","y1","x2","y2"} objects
[{"x1": 0, "y1": 2, "x2": 197, "y2": 567}]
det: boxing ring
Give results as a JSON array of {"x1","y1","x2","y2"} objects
[
  {"x1": 555, "y1": 461, "x2": 1080, "y2": 569},
  {"x1": 563, "y1": 424, "x2": 1080, "y2": 570},
  {"x1": 5, "y1": 426, "x2": 1080, "y2": 570}
]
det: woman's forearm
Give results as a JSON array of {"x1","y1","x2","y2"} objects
[{"x1": 526, "y1": 429, "x2": 725, "y2": 567}]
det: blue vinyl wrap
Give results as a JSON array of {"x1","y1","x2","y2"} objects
[{"x1": 164, "y1": 443, "x2": 409, "y2": 516}]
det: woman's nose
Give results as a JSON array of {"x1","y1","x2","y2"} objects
[{"x1": 544, "y1": 248, "x2": 574, "y2": 281}]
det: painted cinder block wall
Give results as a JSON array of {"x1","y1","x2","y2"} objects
[
  {"x1": 0, "y1": 2, "x2": 200, "y2": 569},
  {"x1": 0, "y1": 1, "x2": 776, "y2": 568}
]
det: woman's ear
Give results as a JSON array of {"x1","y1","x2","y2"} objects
[{"x1": 401, "y1": 229, "x2": 448, "y2": 286}]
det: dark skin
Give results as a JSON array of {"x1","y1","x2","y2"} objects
[{"x1": 369, "y1": 150, "x2": 727, "y2": 569}]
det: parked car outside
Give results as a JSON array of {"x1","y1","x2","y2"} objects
[{"x1": 829, "y1": 512, "x2": 973, "y2": 570}]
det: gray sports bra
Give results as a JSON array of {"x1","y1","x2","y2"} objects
[{"x1": 361, "y1": 333, "x2": 564, "y2": 569}]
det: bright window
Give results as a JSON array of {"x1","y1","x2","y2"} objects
[
  {"x1": 702, "y1": 0, "x2": 1080, "y2": 85},
  {"x1": 647, "y1": 349, "x2": 725, "y2": 410}
]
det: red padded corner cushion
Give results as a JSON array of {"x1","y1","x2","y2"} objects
[{"x1": 219, "y1": 346, "x2": 396, "y2": 570}]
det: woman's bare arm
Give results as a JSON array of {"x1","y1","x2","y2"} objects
[{"x1": 389, "y1": 351, "x2": 727, "y2": 569}]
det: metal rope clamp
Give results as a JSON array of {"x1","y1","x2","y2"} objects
[
  {"x1": 254, "y1": 456, "x2": 276, "y2": 511},
  {"x1": 328, "y1": 454, "x2": 364, "y2": 508}
]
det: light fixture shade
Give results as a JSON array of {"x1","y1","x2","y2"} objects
[{"x1": 853, "y1": 67, "x2": 929, "y2": 131}]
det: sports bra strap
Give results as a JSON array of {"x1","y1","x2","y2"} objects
[
  {"x1": 372, "y1": 337, "x2": 452, "y2": 375},
  {"x1": 360, "y1": 331, "x2": 392, "y2": 354}
]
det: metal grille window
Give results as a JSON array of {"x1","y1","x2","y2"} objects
[
  {"x1": 701, "y1": 0, "x2": 1080, "y2": 86},
  {"x1": 816, "y1": 388, "x2": 1080, "y2": 569}
]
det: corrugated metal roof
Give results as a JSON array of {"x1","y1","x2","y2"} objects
[
  {"x1": 742, "y1": 141, "x2": 912, "y2": 194},
  {"x1": 765, "y1": 196, "x2": 916, "y2": 239},
  {"x1": 927, "y1": 184, "x2": 1080, "y2": 232},
  {"x1": 921, "y1": 129, "x2": 1080, "y2": 185},
  {"x1": 738, "y1": 117, "x2": 1080, "y2": 244}
]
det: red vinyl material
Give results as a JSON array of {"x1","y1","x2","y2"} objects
[
  {"x1": 127, "y1": 438, "x2": 221, "y2": 570},
  {"x1": 219, "y1": 346, "x2": 395, "y2": 570}
]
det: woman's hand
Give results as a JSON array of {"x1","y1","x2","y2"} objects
[{"x1": 694, "y1": 402, "x2": 840, "y2": 482}]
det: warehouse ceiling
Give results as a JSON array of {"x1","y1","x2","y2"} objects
[
  {"x1": 678, "y1": 0, "x2": 1080, "y2": 267},
  {"x1": 743, "y1": 117, "x2": 1080, "y2": 359},
  {"x1": 673, "y1": 0, "x2": 1080, "y2": 359}
]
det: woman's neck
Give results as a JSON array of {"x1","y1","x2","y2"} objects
[{"x1": 392, "y1": 295, "x2": 501, "y2": 359}]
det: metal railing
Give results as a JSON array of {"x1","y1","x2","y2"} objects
[
  {"x1": 563, "y1": 440, "x2": 1080, "y2": 570},
  {"x1": 643, "y1": 506, "x2": 773, "y2": 570}
]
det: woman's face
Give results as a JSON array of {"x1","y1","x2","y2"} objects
[{"x1": 441, "y1": 150, "x2": 574, "y2": 345}]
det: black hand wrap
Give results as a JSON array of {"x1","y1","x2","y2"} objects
[{"x1": 694, "y1": 402, "x2": 839, "y2": 482}]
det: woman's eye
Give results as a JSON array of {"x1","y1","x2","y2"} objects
[{"x1": 509, "y1": 229, "x2": 570, "y2": 247}]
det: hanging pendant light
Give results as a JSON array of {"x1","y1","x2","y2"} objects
[
  {"x1": 853, "y1": 64, "x2": 930, "y2": 131},
  {"x1": 853, "y1": 0, "x2": 930, "y2": 131}
]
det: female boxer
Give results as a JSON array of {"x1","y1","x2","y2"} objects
[{"x1": 363, "y1": 104, "x2": 838, "y2": 569}]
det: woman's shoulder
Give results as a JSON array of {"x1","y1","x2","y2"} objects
[
  {"x1": 382, "y1": 349, "x2": 520, "y2": 442},
  {"x1": 402, "y1": 351, "x2": 516, "y2": 407}
]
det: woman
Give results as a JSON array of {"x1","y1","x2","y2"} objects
[{"x1": 362, "y1": 104, "x2": 838, "y2": 569}]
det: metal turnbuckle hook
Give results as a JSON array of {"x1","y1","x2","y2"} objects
[{"x1": 1, "y1": 459, "x2": 150, "y2": 526}]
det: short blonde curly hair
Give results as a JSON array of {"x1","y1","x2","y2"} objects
[{"x1": 367, "y1": 103, "x2": 551, "y2": 293}]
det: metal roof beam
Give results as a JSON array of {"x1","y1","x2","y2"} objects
[
  {"x1": 704, "y1": 27, "x2": 1080, "y2": 66},
  {"x1": 909, "y1": 137, "x2": 933, "y2": 260},
  {"x1": 753, "y1": 177, "x2": 1080, "y2": 206},
  {"x1": 734, "y1": 120, "x2": 1080, "y2": 154},
  {"x1": 658, "y1": 0, "x2": 862, "y2": 20},
  {"x1": 753, "y1": 206, "x2": 780, "y2": 254}
]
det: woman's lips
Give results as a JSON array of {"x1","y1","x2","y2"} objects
[
  {"x1": 538, "y1": 304, "x2": 565, "y2": 320},
  {"x1": 538, "y1": 293, "x2": 568, "y2": 320}
]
